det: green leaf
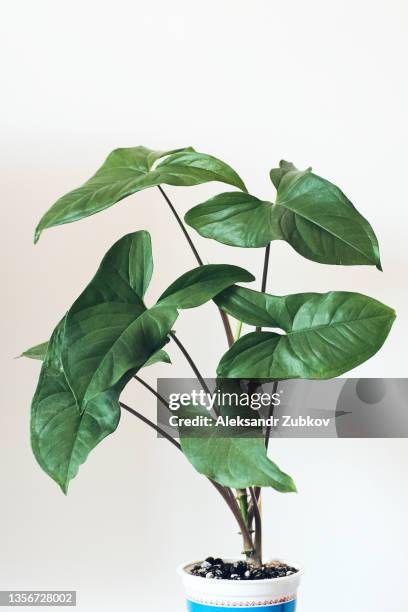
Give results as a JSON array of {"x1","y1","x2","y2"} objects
[
  {"x1": 155, "y1": 150, "x2": 246, "y2": 191},
  {"x1": 158, "y1": 264, "x2": 255, "y2": 309},
  {"x1": 185, "y1": 192, "x2": 274, "y2": 248},
  {"x1": 31, "y1": 321, "x2": 124, "y2": 493},
  {"x1": 177, "y1": 404, "x2": 296, "y2": 491},
  {"x1": 143, "y1": 349, "x2": 171, "y2": 368},
  {"x1": 70, "y1": 303, "x2": 177, "y2": 408},
  {"x1": 35, "y1": 147, "x2": 246, "y2": 242},
  {"x1": 269, "y1": 160, "x2": 298, "y2": 190},
  {"x1": 215, "y1": 286, "x2": 318, "y2": 330},
  {"x1": 186, "y1": 163, "x2": 381, "y2": 269},
  {"x1": 31, "y1": 230, "x2": 177, "y2": 491},
  {"x1": 217, "y1": 291, "x2": 396, "y2": 379},
  {"x1": 271, "y1": 168, "x2": 382, "y2": 268},
  {"x1": 20, "y1": 341, "x2": 49, "y2": 360},
  {"x1": 62, "y1": 232, "x2": 177, "y2": 410}
]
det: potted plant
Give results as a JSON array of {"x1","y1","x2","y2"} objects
[{"x1": 22, "y1": 146, "x2": 395, "y2": 610}]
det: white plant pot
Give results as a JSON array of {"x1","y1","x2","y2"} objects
[{"x1": 178, "y1": 560, "x2": 302, "y2": 610}]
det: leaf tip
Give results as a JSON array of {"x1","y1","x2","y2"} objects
[
  {"x1": 289, "y1": 480, "x2": 298, "y2": 493},
  {"x1": 60, "y1": 481, "x2": 69, "y2": 495},
  {"x1": 34, "y1": 227, "x2": 41, "y2": 244}
]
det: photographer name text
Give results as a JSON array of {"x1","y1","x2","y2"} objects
[{"x1": 170, "y1": 415, "x2": 331, "y2": 428}]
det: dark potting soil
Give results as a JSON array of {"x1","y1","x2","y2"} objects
[{"x1": 189, "y1": 557, "x2": 299, "y2": 580}]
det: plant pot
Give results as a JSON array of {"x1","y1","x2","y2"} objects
[{"x1": 178, "y1": 560, "x2": 302, "y2": 610}]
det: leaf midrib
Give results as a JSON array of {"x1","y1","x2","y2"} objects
[
  {"x1": 287, "y1": 312, "x2": 393, "y2": 336},
  {"x1": 276, "y1": 198, "x2": 375, "y2": 263}
]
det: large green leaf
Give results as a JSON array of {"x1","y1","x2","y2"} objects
[
  {"x1": 215, "y1": 286, "x2": 318, "y2": 330},
  {"x1": 217, "y1": 291, "x2": 396, "y2": 378},
  {"x1": 152, "y1": 150, "x2": 246, "y2": 191},
  {"x1": 271, "y1": 167, "x2": 381, "y2": 268},
  {"x1": 186, "y1": 162, "x2": 381, "y2": 268},
  {"x1": 177, "y1": 404, "x2": 296, "y2": 491},
  {"x1": 158, "y1": 264, "x2": 255, "y2": 309},
  {"x1": 62, "y1": 232, "x2": 177, "y2": 410},
  {"x1": 35, "y1": 147, "x2": 246, "y2": 242},
  {"x1": 31, "y1": 321, "x2": 124, "y2": 493},
  {"x1": 185, "y1": 192, "x2": 274, "y2": 248},
  {"x1": 30, "y1": 231, "x2": 177, "y2": 491},
  {"x1": 66, "y1": 303, "x2": 177, "y2": 409}
]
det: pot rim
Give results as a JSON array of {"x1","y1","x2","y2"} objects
[{"x1": 177, "y1": 558, "x2": 303, "y2": 585}]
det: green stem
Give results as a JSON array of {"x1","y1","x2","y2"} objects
[
  {"x1": 256, "y1": 243, "x2": 271, "y2": 333},
  {"x1": 129, "y1": 381, "x2": 254, "y2": 555},
  {"x1": 237, "y1": 488, "x2": 249, "y2": 525},
  {"x1": 249, "y1": 244, "x2": 272, "y2": 550},
  {"x1": 234, "y1": 319, "x2": 243, "y2": 342},
  {"x1": 249, "y1": 487, "x2": 262, "y2": 565},
  {"x1": 120, "y1": 401, "x2": 181, "y2": 450},
  {"x1": 158, "y1": 185, "x2": 203, "y2": 266},
  {"x1": 133, "y1": 375, "x2": 170, "y2": 411},
  {"x1": 121, "y1": 401, "x2": 254, "y2": 550},
  {"x1": 158, "y1": 185, "x2": 234, "y2": 347},
  {"x1": 170, "y1": 331, "x2": 211, "y2": 395}
]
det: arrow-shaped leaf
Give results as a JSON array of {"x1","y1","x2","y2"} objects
[
  {"x1": 62, "y1": 231, "x2": 177, "y2": 410},
  {"x1": 185, "y1": 192, "x2": 274, "y2": 248},
  {"x1": 31, "y1": 321, "x2": 125, "y2": 493},
  {"x1": 186, "y1": 162, "x2": 381, "y2": 268},
  {"x1": 215, "y1": 285, "x2": 318, "y2": 330},
  {"x1": 177, "y1": 404, "x2": 296, "y2": 491},
  {"x1": 271, "y1": 167, "x2": 381, "y2": 268},
  {"x1": 35, "y1": 147, "x2": 246, "y2": 242},
  {"x1": 217, "y1": 291, "x2": 395, "y2": 378},
  {"x1": 158, "y1": 264, "x2": 255, "y2": 309}
]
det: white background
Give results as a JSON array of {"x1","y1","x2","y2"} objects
[{"x1": 1, "y1": 1, "x2": 408, "y2": 610}]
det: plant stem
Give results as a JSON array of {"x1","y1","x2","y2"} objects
[
  {"x1": 158, "y1": 185, "x2": 203, "y2": 265},
  {"x1": 256, "y1": 243, "x2": 271, "y2": 333},
  {"x1": 120, "y1": 401, "x2": 181, "y2": 450},
  {"x1": 158, "y1": 185, "x2": 234, "y2": 347},
  {"x1": 234, "y1": 319, "x2": 243, "y2": 342},
  {"x1": 220, "y1": 310, "x2": 234, "y2": 347},
  {"x1": 134, "y1": 375, "x2": 170, "y2": 411},
  {"x1": 261, "y1": 242, "x2": 271, "y2": 293},
  {"x1": 248, "y1": 382, "x2": 279, "y2": 524},
  {"x1": 249, "y1": 487, "x2": 262, "y2": 565},
  {"x1": 236, "y1": 488, "x2": 252, "y2": 558},
  {"x1": 123, "y1": 393, "x2": 254, "y2": 555},
  {"x1": 248, "y1": 245, "x2": 271, "y2": 555},
  {"x1": 265, "y1": 380, "x2": 279, "y2": 451},
  {"x1": 217, "y1": 487, "x2": 255, "y2": 556},
  {"x1": 170, "y1": 331, "x2": 211, "y2": 395},
  {"x1": 237, "y1": 488, "x2": 249, "y2": 525}
]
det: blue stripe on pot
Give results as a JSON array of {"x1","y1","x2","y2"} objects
[{"x1": 186, "y1": 599, "x2": 296, "y2": 611}]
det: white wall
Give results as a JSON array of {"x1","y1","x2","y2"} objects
[{"x1": 1, "y1": 1, "x2": 407, "y2": 610}]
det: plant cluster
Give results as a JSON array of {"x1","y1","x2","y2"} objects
[{"x1": 22, "y1": 146, "x2": 395, "y2": 564}]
